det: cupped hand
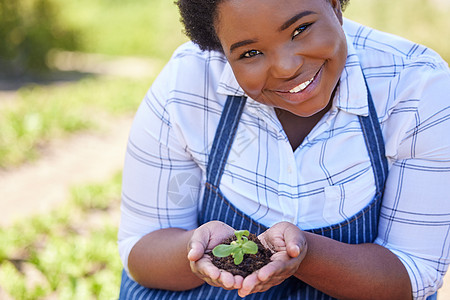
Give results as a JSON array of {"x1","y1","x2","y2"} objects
[
  {"x1": 187, "y1": 221, "x2": 245, "y2": 290},
  {"x1": 238, "y1": 221, "x2": 307, "y2": 298}
]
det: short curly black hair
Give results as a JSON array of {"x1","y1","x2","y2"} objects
[{"x1": 175, "y1": 0, "x2": 350, "y2": 52}]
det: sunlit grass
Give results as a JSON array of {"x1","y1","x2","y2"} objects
[
  {"x1": 344, "y1": 0, "x2": 450, "y2": 63},
  {"x1": 0, "y1": 172, "x2": 123, "y2": 299},
  {"x1": 59, "y1": 0, "x2": 187, "y2": 61},
  {"x1": 71, "y1": 172, "x2": 122, "y2": 211},
  {"x1": 0, "y1": 76, "x2": 151, "y2": 169}
]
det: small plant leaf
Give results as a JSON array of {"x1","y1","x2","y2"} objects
[
  {"x1": 211, "y1": 230, "x2": 259, "y2": 265},
  {"x1": 212, "y1": 244, "x2": 234, "y2": 257},
  {"x1": 234, "y1": 230, "x2": 249, "y2": 242},
  {"x1": 233, "y1": 250, "x2": 244, "y2": 265},
  {"x1": 242, "y1": 241, "x2": 258, "y2": 254}
]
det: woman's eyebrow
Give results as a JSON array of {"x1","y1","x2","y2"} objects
[
  {"x1": 230, "y1": 39, "x2": 257, "y2": 54},
  {"x1": 229, "y1": 10, "x2": 316, "y2": 54},
  {"x1": 279, "y1": 10, "x2": 316, "y2": 31}
]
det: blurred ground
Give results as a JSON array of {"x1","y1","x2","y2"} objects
[
  {"x1": 0, "y1": 115, "x2": 131, "y2": 227},
  {"x1": 0, "y1": 52, "x2": 152, "y2": 227}
]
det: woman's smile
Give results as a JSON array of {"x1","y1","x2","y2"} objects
[
  {"x1": 272, "y1": 63, "x2": 324, "y2": 105},
  {"x1": 289, "y1": 76, "x2": 314, "y2": 94},
  {"x1": 287, "y1": 66, "x2": 321, "y2": 94}
]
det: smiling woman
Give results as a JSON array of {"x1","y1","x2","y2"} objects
[{"x1": 117, "y1": 0, "x2": 450, "y2": 299}]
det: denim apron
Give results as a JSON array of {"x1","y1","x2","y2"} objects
[{"x1": 119, "y1": 84, "x2": 435, "y2": 299}]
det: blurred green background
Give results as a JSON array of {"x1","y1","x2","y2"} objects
[{"x1": 0, "y1": 0, "x2": 448, "y2": 299}]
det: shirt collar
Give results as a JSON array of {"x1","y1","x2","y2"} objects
[
  {"x1": 216, "y1": 24, "x2": 369, "y2": 117},
  {"x1": 217, "y1": 62, "x2": 246, "y2": 96},
  {"x1": 216, "y1": 60, "x2": 276, "y2": 118},
  {"x1": 335, "y1": 27, "x2": 369, "y2": 116}
]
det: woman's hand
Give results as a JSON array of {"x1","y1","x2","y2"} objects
[
  {"x1": 187, "y1": 221, "x2": 245, "y2": 290},
  {"x1": 238, "y1": 221, "x2": 307, "y2": 298}
]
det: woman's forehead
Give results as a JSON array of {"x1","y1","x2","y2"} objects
[
  {"x1": 215, "y1": 0, "x2": 330, "y2": 33},
  {"x1": 216, "y1": 0, "x2": 328, "y2": 23}
]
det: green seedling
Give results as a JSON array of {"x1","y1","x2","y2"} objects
[{"x1": 212, "y1": 230, "x2": 258, "y2": 265}]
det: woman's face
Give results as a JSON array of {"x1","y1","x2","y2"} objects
[{"x1": 214, "y1": 0, "x2": 347, "y2": 117}]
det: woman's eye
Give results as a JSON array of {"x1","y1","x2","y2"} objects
[
  {"x1": 241, "y1": 50, "x2": 261, "y2": 59},
  {"x1": 292, "y1": 23, "x2": 310, "y2": 39}
]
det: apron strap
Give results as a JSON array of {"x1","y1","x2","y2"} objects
[
  {"x1": 206, "y1": 95, "x2": 247, "y2": 186},
  {"x1": 358, "y1": 80, "x2": 389, "y2": 193}
]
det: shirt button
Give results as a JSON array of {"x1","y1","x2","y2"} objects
[{"x1": 287, "y1": 165, "x2": 293, "y2": 173}]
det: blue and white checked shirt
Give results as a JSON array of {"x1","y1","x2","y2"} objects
[{"x1": 118, "y1": 19, "x2": 450, "y2": 299}]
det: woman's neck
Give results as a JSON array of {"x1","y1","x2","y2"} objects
[{"x1": 275, "y1": 100, "x2": 332, "y2": 151}]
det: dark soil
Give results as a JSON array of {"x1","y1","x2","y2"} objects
[{"x1": 209, "y1": 233, "x2": 273, "y2": 277}]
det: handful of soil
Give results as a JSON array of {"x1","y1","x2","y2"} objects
[{"x1": 209, "y1": 233, "x2": 272, "y2": 277}]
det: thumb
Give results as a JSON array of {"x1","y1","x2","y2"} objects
[
  {"x1": 283, "y1": 226, "x2": 305, "y2": 258},
  {"x1": 187, "y1": 240, "x2": 206, "y2": 261},
  {"x1": 187, "y1": 228, "x2": 210, "y2": 261},
  {"x1": 287, "y1": 243, "x2": 301, "y2": 258}
]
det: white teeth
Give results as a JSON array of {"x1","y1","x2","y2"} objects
[{"x1": 289, "y1": 76, "x2": 314, "y2": 93}]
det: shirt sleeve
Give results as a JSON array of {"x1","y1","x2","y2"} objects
[
  {"x1": 375, "y1": 60, "x2": 450, "y2": 299},
  {"x1": 117, "y1": 56, "x2": 202, "y2": 276}
]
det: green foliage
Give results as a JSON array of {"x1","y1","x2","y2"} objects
[
  {"x1": 0, "y1": 0, "x2": 79, "y2": 73},
  {"x1": 344, "y1": 0, "x2": 450, "y2": 63},
  {"x1": 71, "y1": 172, "x2": 122, "y2": 211},
  {"x1": 58, "y1": 0, "x2": 187, "y2": 61},
  {"x1": 212, "y1": 230, "x2": 258, "y2": 265},
  {"x1": 0, "y1": 173, "x2": 123, "y2": 299},
  {"x1": 0, "y1": 76, "x2": 150, "y2": 169}
]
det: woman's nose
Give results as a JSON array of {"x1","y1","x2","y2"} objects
[{"x1": 269, "y1": 48, "x2": 303, "y2": 79}]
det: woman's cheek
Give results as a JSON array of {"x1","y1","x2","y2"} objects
[
  {"x1": 235, "y1": 70, "x2": 265, "y2": 96},
  {"x1": 318, "y1": 29, "x2": 346, "y2": 59}
]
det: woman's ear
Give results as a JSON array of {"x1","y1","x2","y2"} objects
[{"x1": 329, "y1": 0, "x2": 343, "y2": 25}]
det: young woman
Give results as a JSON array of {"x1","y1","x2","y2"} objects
[{"x1": 118, "y1": 0, "x2": 450, "y2": 299}]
